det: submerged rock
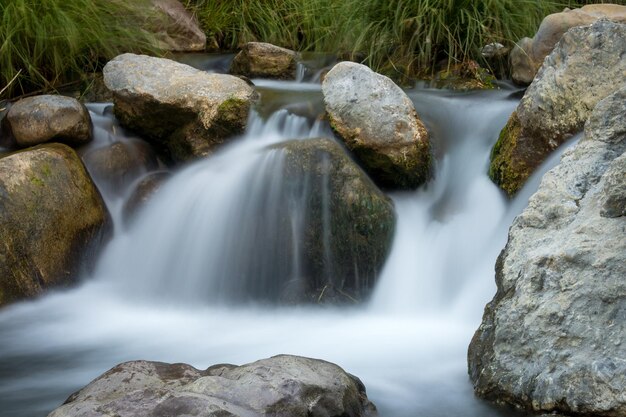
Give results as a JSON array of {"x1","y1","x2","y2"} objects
[
  {"x1": 469, "y1": 87, "x2": 626, "y2": 415},
  {"x1": 2, "y1": 95, "x2": 92, "y2": 148},
  {"x1": 322, "y1": 62, "x2": 431, "y2": 189},
  {"x1": 490, "y1": 19, "x2": 626, "y2": 197},
  {"x1": 510, "y1": 4, "x2": 626, "y2": 85},
  {"x1": 0, "y1": 144, "x2": 109, "y2": 306},
  {"x1": 272, "y1": 138, "x2": 395, "y2": 303},
  {"x1": 230, "y1": 42, "x2": 299, "y2": 80},
  {"x1": 123, "y1": 171, "x2": 170, "y2": 226},
  {"x1": 150, "y1": 0, "x2": 206, "y2": 52},
  {"x1": 103, "y1": 53, "x2": 257, "y2": 163},
  {"x1": 48, "y1": 355, "x2": 378, "y2": 417}
]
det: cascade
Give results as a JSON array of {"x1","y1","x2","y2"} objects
[{"x1": 0, "y1": 66, "x2": 572, "y2": 417}]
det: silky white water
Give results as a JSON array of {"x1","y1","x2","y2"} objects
[{"x1": 0, "y1": 81, "x2": 573, "y2": 417}]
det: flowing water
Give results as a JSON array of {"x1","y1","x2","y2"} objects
[{"x1": 0, "y1": 62, "x2": 575, "y2": 417}]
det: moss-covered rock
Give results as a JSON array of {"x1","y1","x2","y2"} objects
[
  {"x1": 272, "y1": 138, "x2": 395, "y2": 303},
  {"x1": 490, "y1": 19, "x2": 626, "y2": 197},
  {"x1": 0, "y1": 144, "x2": 110, "y2": 307},
  {"x1": 322, "y1": 61, "x2": 431, "y2": 189},
  {"x1": 103, "y1": 53, "x2": 257, "y2": 164}
]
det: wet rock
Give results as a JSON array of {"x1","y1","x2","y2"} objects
[
  {"x1": 272, "y1": 138, "x2": 396, "y2": 303},
  {"x1": 2, "y1": 95, "x2": 92, "y2": 148},
  {"x1": 123, "y1": 171, "x2": 170, "y2": 225},
  {"x1": 48, "y1": 355, "x2": 378, "y2": 417},
  {"x1": 81, "y1": 140, "x2": 160, "y2": 196},
  {"x1": 322, "y1": 62, "x2": 431, "y2": 189},
  {"x1": 469, "y1": 87, "x2": 626, "y2": 416},
  {"x1": 103, "y1": 53, "x2": 257, "y2": 163},
  {"x1": 150, "y1": 0, "x2": 206, "y2": 52},
  {"x1": 490, "y1": 19, "x2": 626, "y2": 197},
  {"x1": 510, "y1": 4, "x2": 626, "y2": 85},
  {"x1": 430, "y1": 60, "x2": 496, "y2": 91},
  {"x1": 230, "y1": 42, "x2": 299, "y2": 80},
  {"x1": 0, "y1": 144, "x2": 109, "y2": 306}
]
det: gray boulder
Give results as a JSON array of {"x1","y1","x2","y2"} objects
[
  {"x1": 322, "y1": 62, "x2": 431, "y2": 189},
  {"x1": 490, "y1": 19, "x2": 626, "y2": 197},
  {"x1": 0, "y1": 144, "x2": 110, "y2": 306},
  {"x1": 103, "y1": 53, "x2": 257, "y2": 163},
  {"x1": 48, "y1": 355, "x2": 378, "y2": 417},
  {"x1": 510, "y1": 4, "x2": 626, "y2": 85},
  {"x1": 2, "y1": 95, "x2": 92, "y2": 148},
  {"x1": 150, "y1": 0, "x2": 206, "y2": 52},
  {"x1": 469, "y1": 86, "x2": 626, "y2": 416},
  {"x1": 272, "y1": 138, "x2": 395, "y2": 303},
  {"x1": 230, "y1": 42, "x2": 299, "y2": 80}
]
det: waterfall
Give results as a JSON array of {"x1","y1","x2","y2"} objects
[{"x1": 0, "y1": 79, "x2": 569, "y2": 417}]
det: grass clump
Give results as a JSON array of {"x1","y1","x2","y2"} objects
[
  {"x1": 185, "y1": 0, "x2": 622, "y2": 80},
  {"x1": 0, "y1": 0, "x2": 159, "y2": 99}
]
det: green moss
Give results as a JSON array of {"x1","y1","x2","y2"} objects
[
  {"x1": 489, "y1": 111, "x2": 528, "y2": 197},
  {"x1": 30, "y1": 176, "x2": 44, "y2": 187}
]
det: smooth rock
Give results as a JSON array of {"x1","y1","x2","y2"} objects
[
  {"x1": 322, "y1": 62, "x2": 431, "y2": 189},
  {"x1": 48, "y1": 355, "x2": 378, "y2": 417},
  {"x1": 2, "y1": 95, "x2": 92, "y2": 148},
  {"x1": 510, "y1": 4, "x2": 626, "y2": 85},
  {"x1": 81, "y1": 140, "x2": 160, "y2": 196},
  {"x1": 0, "y1": 144, "x2": 109, "y2": 306},
  {"x1": 490, "y1": 19, "x2": 626, "y2": 197},
  {"x1": 123, "y1": 171, "x2": 170, "y2": 225},
  {"x1": 271, "y1": 138, "x2": 395, "y2": 303},
  {"x1": 230, "y1": 42, "x2": 299, "y2": 80},
  {"x1": 150, "y1": 0, "x2": 206, "y2": 52},
  {"x1": 103, "y1": 53, "x2": 257, "y2": 163},
  {"x1": 469, "y1": 86, "x2": 626, "y2": 416}
]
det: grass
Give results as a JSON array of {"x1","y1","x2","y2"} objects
[
  {"x1": 185, "y1": 0, "x2": 623, "y2": 80},
  {"x1": 0, "y1": 0, "x2": 160, "y2": 99}
]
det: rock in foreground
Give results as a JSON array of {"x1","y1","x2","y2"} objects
[
  {"x1": 322, "y1": 62, "x2": 431, "y2": 189},
  {"x1": 490, "y1": 19, "x2": 626, "y2": 196},
  {"x1": 48, "y1": 355, "x2": 378, "y2": 417},
  {"x1": 2, "y1": 95, "x2": 92, "y2": 148},
  {"x1": 0, "y1": 144, "x2": 109, "y2": 306},
  {"x1": 230, "y1": 42, "x2": 299, "y2": 80},
  {"x1": 469, "y1": 87, "x2": 626, "y2": 416},
  {"x1": 103, "y1": 53, "x2": 257, "y2": 163}
]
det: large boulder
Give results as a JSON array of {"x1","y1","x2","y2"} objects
[
  {"x1": 2, "y1": 95, "x2": 92, "y2": 148},
  {"x1": 322, "y1": 62, "x2": 431, "y2": 189},
  {"x1": 271, "y1": 138, "x2": 395, "y2": 303},
  {"x1": 490, "y1": 19, "x2": 626, "y2": 197},
  {"x1": 48, "y1": 355, "x2": 378, "y2": 417},
  {"x1": 150, "y1": 0, "x2": 206, "y2": 52},
  {"x1": 230, "y1": 42, "x2": 299, "y2": 80},
  {"x1": 103, "y1": 53, "x2": 257, "y2": 163},
  {"x1": 510, "y1": 4, "x2": 626, "y2": 85},
  {"x1": 469, "y1": 87, "x2": 626, "y2": 416},
  {"x1": 0, "y1": 144, "x2": 110, "y2": 306}
]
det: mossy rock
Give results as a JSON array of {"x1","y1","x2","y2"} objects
[
  {"x1": 271, "y1": 138, "x2": 396, "y2": 303},
  {"x1": 0, "y1": 143, "x2": 110, "y2": 306}
]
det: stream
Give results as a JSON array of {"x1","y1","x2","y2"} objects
[{"x1": 0, "y1": 58, "x2": 573, "y2": 417}]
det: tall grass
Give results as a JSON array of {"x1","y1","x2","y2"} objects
[
  {"x1": 0, "y1": 0, "x2": 159, "y2": 99},
  {"x1": 186, "y1": 0, "x2": 621, "y2": 79}
]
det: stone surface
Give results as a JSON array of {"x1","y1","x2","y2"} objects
[
  {"x1": 230, "y1": 42, "x2": 299, "y2": 80},
  {"x1": 123, "y1": 171, "x2": 170, "y2": 225},
  {"x1": 48, "y1": 355, "x2": 378, "y2": 417},
  {"x1": 322, "y1": 62, "x2": 431, "y2": 189},
  {"x1": 271, "y1": 138, "x2": 396, "y2": 303},
  {"x1": 510, "y1": 4, "x2": 626, "y2": 85},
  {"x1": 469, "y1": 87, "x2": 626, "y2": 416},
  {"x1": 490, "y1": 19, "x2": 626, "y2": 197},
  {"x1": 103, "y1": 53, "x2": 257, "y2": 163},
  {"x1": 81, "y1": 140, "x2": 160, "y2": 196},
  {"x1": 2, "y1": 95, "x2": 92, "y2": 148},
  {"x1": 0, "y1": 144, "x2": 110, "y2": 306},
  {"x1": 150, "y1": 0, "x2": 206, "y2": 52}
]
